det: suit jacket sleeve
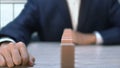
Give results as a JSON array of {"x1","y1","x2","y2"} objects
[
  {"x1": 0, "y1": 0, "x2": 39, "y2": 45},
  {"x1": 100, "y1": 0, "x2": 120, "y2": 45}
]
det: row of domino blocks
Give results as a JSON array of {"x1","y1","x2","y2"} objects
[{"x1": 61, "y1": 29, "x2": 75, "y2": 68}]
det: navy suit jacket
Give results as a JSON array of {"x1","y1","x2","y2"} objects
[{"x1": 0, "y1": 0, "x2": 120, "y2": 45}]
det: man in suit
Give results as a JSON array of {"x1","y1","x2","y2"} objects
[{"x1": 0, "y1": 0, "x2": 120, "y2": 67}]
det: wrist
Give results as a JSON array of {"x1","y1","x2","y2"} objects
[
  {"x1": 0, "y1": 41, "x2": 11, "y2": 46},
  {"x1": 88, "y1": 33, "x2": 96, "y2": 44}
]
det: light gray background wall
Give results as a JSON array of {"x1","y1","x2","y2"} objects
[{"x1": 0, "y1": 0, "x2": 26, "y2": 29}]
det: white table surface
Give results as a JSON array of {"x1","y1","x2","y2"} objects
[{"x1": 1, "y1": 42, "x2": 120, "y2": 68}]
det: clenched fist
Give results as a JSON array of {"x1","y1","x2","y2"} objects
[{"x1": 0, "y1": 42, "x2": 35, "y2": 68}]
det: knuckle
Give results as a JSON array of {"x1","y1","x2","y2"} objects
[
  {"x1": 8, "y1": 42, "x2": 14, "y2": 46},
  {"x1": 0, "y1": 61, "x2": 5, "y2": 66},
  {"x1": 14, "y1": 57, "x2": 22, "y2": 65},
  {"x1": 9, "y1": 43, "x2": 15, "y2": 48},
  {"x1": 22, "y1": 56, "x2": 29, "y2": 65},
  {"x1": 6, "y1": 58, "x2": 11, "y2": 63},
  {"x1": 8, "y1": 64, "x2": 14, "y2": 68},
  {"x1": 7, "y1": 60, "x2": 14, "y2": 68},
  {"x1": 14, "y1": 60, "x2": 21, "y2": 65},
  {"x1": 12, "y1": 52, "x2": 21, "y2": 65},
  {"x1": 16, "y1": 42, "x2": 26, "y2": 48},
  {"x1": 11, "y1": 46, "x2": 17, "y2": 52},
  {"x1": 22, "y1": 56, "x2": 28, "y2": 61},
  {"x1": 18, "y1": 42, "x2": 25, "y2": 45}
]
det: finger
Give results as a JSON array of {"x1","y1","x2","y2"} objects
[
  {"x1": 1, "y1": 46, "x2": 14, "y2": 68},
  {"x1": 9, "y1": 43, "x2": 22, "y2": 66},
  {"x1": 28, "y1": 55, "x2": 35, "y2": 66},
  {"x1": 0, "y1": 54, "x2": 6, "y2": 66},
  {"x1": 16, "y1": 42, "x2": 29, "y2": 65}
]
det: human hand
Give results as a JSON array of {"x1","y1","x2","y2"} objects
[
  {"x1": 0, "y1": 42, "x2": 35, "y2": 68},
  {"x1": 72, "y1": 30, "x2": 96, "y2": 45},
  {"x1": 63, "y1": 29, "x2": 96, "y2": 45}
]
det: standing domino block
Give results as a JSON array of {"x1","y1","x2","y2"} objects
[{"x1": 61, "y1": 29, "x2": 75, "y2": 68}]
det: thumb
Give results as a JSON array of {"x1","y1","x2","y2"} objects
[{"x1": 28, "y1": 55, "x2": 35, "y2": 66}]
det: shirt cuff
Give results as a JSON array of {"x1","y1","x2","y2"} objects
[
  {"x1": 0, "y1": 37, "x2": 16, "y2": 43},
  {"x1": 94, "y1": 31, "x2": 103, "y2": 45}
]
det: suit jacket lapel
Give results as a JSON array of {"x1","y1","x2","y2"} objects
[
  {"x1": 77, "y1": 0, "x2": 92, "y2": 32},
  {"x1": 59, "y1": 0, "x2": 72, "y2": 29}
]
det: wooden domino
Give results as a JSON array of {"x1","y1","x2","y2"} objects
[{"x1": 61, "y1": 29, "x2": 75, "y2": 68}]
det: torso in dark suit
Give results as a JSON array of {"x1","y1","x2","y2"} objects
[{"x1": 0, "y1": 0, "x2": 120, "y2": 45}]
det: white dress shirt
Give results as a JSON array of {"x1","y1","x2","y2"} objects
[
  {"x1": 0, "y1": 0, "x2": 103, "y2": 44},
  {"x1": 67, "y1": 0, "x2": 80, "y2": 30}
]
